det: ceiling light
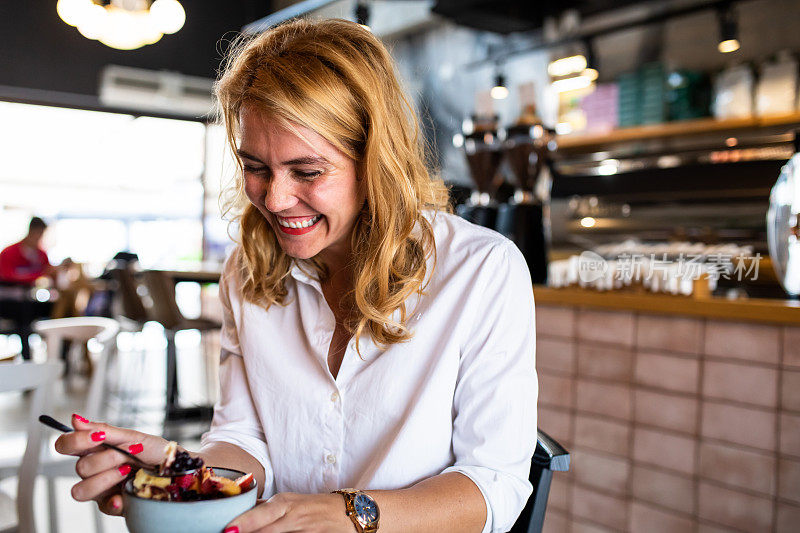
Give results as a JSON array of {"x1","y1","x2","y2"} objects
[
  {"x1": 580, "y1": 217, "x2": 597, "y2": 228},
  {"x1": 717, "y1": 2, "x2": 740, "y2": 53},
  {"x1": 491, "y1": 73, "x2": 509, "y2": 100},
  {"x1": 548, "y1": 54, "x2": 587, "y2": 78},
  {"x1": 57, "y1": 0, "x2": 185, "y2": 50},
  {"x1": 551, "y1": 73, "x2": 593, "y2": 93}
]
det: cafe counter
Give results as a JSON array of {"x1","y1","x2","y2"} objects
[{"x1": 532, "y1": 286, "x2": 800, "y2": 532}]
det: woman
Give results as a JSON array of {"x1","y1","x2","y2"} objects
[{"x1": 55, "y1": 18, "x2": 537, "y2": 533}]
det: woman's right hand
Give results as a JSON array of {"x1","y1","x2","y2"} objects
[{"x1": 54, "y1": 413, "x2": 170, "y2": 515}]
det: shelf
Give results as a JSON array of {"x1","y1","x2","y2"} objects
[
  {"x1": 534, "y1": 286, "x2": 800, "y2": 325},
  {"x1": 556, "y1": 112, "x2": 800, "y2": 151}
]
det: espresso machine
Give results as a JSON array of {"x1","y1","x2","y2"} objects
[
  {"x1": 457, "y1": 115, "x2": 505, "y2": 229},
  {"x1": 495, "y1": 110, "x2": 550, "y2": 284}
]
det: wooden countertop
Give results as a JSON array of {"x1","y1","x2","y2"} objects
[{"x1": 533, "y1": 286, "x2": 800, "y2": 325}]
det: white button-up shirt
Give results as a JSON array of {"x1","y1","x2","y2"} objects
[{"x1": 201, "y1": 212, "x2": 538, "y2": 533}]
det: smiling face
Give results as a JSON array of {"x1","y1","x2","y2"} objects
[{"x1": 238, "y1": 105, "x2": 363, "y2": 269}]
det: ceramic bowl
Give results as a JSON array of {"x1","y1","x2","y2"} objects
[{"x1": 122, "y1": 468, "x2": 257, "y2": 533}]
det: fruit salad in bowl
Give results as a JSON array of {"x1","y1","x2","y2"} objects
[
  {"x1": 131, "y1": 442, "x2": 254, "y2": 502},
  {"x1": 123, "y1": 442, "x2": 258, "y2": 533}
]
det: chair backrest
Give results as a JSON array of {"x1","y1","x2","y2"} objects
[
  {"x1": 0, "y1": 361, "x2": 63, "y2": 533},
  {"x1": 508, "y1": 430, "x2": 571, "y2": 533},
  {"x1": 141, "y1": 270, "x2": 184, "y2": 330},
  {"x1": 110, "y1": 268, "x2": 149, "y2": 324},
  {"x1": 33, "y1": 317, "x2": 119, "y2": 421}
]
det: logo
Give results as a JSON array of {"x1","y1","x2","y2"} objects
[{"x1": 578, "y1": 251, "x2": 609, "y2": 283}]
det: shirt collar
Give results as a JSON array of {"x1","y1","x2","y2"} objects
[{"x1": 289, "y1": 260, "x2": 322, "y2": 292}]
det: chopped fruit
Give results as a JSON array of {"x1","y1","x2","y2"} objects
[
  {"x1": 235, "y1": 473, "x2": 254, "y2": 490},
  {"x1": 130, "y1": 445, "x2": 252, "y2": 502},
  {"x1": 159, "y1": 441, "x2": 178, "y2": 474},
  {"x1": 133, "y1": 468, "x2": 171, "y2": 491}
]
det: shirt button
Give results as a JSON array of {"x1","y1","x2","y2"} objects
[
  {"x1": 326, "y1": 454, "x2": 337, "y2": 464},
  {"x1": 330, "y1": 392, "x2": 340, "y2": 402}
]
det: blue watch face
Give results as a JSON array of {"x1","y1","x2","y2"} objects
[{"x1": 354, "y1": 493, "x2": 379, "y2": 524}]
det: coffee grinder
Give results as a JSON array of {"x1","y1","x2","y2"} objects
[
  {"x1": 458, "y1": 113, "x2": 505, "y2": 229},
  {"x1": 496, "y1": 103, "x2": 550, "y2": 284}
]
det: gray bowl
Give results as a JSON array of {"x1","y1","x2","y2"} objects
[{"x1": 122, "y1": 468, "x2": 257, "y2": 533}]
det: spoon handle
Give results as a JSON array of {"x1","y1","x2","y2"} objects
[{"x1": 38, "y1": 414, "x2": 153, "y2": 469}]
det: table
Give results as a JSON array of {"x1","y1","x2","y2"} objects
[{"x1": 149, "y1": 268, "x2": 222, "y2": 428}]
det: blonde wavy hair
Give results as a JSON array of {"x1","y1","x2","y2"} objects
[{"x1": 216, "y1": 17, "x2": 450, "y2": 349}]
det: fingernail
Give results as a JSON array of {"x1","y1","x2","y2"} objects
[
  {"x1": 112, "y1": 498, "x2": 121, "y2": 509},
  {"x1": 128, "y1": 443, "x2": 143, "y2": 455},
  {"x1": 224, "y1": 527, "x2": 239, "y2": 533},
  {"x1": 90, "y1": 431, "x2": 106, "y2": 442},
  {"x1": 72, "y1": 413, "x2": 89, "y2": 424},
  {"x1": 118, "y1": 464, "x2": 131, "y2": 476}
]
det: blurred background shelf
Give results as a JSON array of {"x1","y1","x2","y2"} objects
[{"x1": 556, "y1": 112, "x2": 800, "y2": 151}]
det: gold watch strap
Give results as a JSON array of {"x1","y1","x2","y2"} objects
[
  {"x1": 334, "y1": 489, "x2": 364, "y2": 533},
  {"x1": 333, "y1": 489, "x2": 379, "y2": 533}
]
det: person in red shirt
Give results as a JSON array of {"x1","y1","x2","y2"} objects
[{"x1": 0, "y1": 216, "x2": 54, "y2": 285}]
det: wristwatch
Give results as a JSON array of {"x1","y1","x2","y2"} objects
[{"x1": 333, "y1": 488, "x2": 380, "y2": 532}]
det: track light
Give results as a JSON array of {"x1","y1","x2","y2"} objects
[
  {"x1": 491, "y1": 73, "x2": 509, "y2": 100},
  {"x1": 717, "y1": 2, "x2": 740, "y2": 53}
]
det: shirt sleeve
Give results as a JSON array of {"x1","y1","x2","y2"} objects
[
  {"x1": 441, "y1": 241, "x2": 538, "y2": 533},
  {"x1": 200, "y1": 253, "x2": 276, "y2": 496}
]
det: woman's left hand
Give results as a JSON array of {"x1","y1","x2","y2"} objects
[{"x1": 225, "y1": 492, "x2": 354, "y2": 533}]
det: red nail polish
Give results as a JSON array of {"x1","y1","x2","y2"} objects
[
  {"x1": 118, "y1": 464, "x2": 131, "y2": 476},
  {"x1": 91, "y1": 431, "x2": 106, "y2": 442},
  {"x1": 223, "y1": 527, "x2": 239, "y2": 533},
  {"x1": 128, "y1": 443, "x2": 143, "y2": 455},
  {"x1": 72, "y1": 413, "x2": 89, "y2": 424},
  {"x1": 112, "y1": 498, "x2": 121, "y2": 509}
]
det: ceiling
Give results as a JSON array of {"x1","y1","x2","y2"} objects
[{"x1": 0, "y1": 0, "x2": 274, "y2": 100}]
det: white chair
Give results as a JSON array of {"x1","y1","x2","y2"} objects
[
  {"x1": 33, "y1": 317, "x2": 120, "y2": 421},
  {"x1": 0, "y1": 360, "x2": 63, "y2": 533},
  {"x1": 32, "y1": 317, "x2": 120, "y2": 533}
]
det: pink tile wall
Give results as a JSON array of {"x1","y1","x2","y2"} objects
[
  {"x1": 698, "y1": 442, "x2": 776, "y2": 496},
  {"x1": 783, "y1": 326, "x2": 800, "y2": 367},
  {"x1": 633, "y1": 427, "x2": 697, "y2": 475},
  {"x1": 700, "y1": 401, "x2": 776, "y2": 451},
  {"x1": 781, "y1": 368, "x2": 800, "y2": 412},
  {"x1": 631, "y1": 466, "x2": 695, "y2": 514},
  {"x1": 778, "y1": 457, "x2": 800, "y2": 504},
  {"x1": 537, "y1": 337, "x2": 576, "y2": 374},
  {"x1": 536, "y1": 305, "x2": 576, "y2": 338},
  {"x1": 539, "y1": 371, "x2": 575, "y2": 409},
  {"x1": 704, "y1": 320, "x2": 780, "y2": 364},
  {"x1": 532, "y1": 305, "x2": 799, "y2": 532},
  {"x1": 574, "y1": 415, "x2": 630, "y2": 457},
  {"x1": 571, "y1": 447, "x2": 630, "y2": 496},
  {"x1": 633, "y1": 389, "x2": 698, "y2": 434},
  {"x1": 636, "y1": 314, "x2": 703, "y2": 354},
  {"x1": 577, "y1": 344, "x2": 633, "y2": 381},
  {"x1": 634, "y1": 351, "x2": 699, "y2": 394},
  {"x1": 575, "y1": 379, "x2": 632, "y2": 420},
  {"x1": 629, "y1": 502, "x2": 694, "y2": 533},
  {"x1": 571, "y1": 485, "x2": 629, "y2": 531},
  {"x1": 698, "y1": 482, "x2": 774, "y2": 531},
  {"x1": 577, "y1": 309, "x2": 635, "y2": 346},
  {"x1": 702, "y1": 359, "x2": 779, "y2": 408}
]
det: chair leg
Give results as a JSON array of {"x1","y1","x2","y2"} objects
[
  {"x1": 165, "y1": 330, "x2": 178, "y2": 416},
  {"x1": 47, "y1": 477, "x2": 58, "y2": 533}
]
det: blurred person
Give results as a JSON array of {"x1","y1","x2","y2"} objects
[
  {"x1": 54, "y1": 18, "x2": 537, "y2": 533},
  {"x1": 0, "y1": 216, "x2": 55, "y2": 285}
]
